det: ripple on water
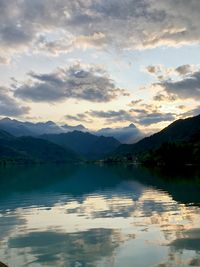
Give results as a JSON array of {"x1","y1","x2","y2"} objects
[{"x1": 0, "y1": 164, "x2": 200, "y2": 267}]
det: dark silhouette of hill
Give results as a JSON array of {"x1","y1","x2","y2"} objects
[
  {"x1": 0, "y1": 129, "x2": 13, "y2": 140},
  {"x1": 0, "y1": 130, "x2": 79, "y2": 164},
  {"x1": 115, "y1": 114, "x2": 200, "y2": 156},
  {"x1": 40, "y1": 131, "x2": 121, "y2": 159}
]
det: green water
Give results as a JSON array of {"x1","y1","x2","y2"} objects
[{"x1": 0, "y1": 164, "x2": 200, "y2": 267}]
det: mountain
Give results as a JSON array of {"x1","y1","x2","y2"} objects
[
  {"x1": 0, "y1": 118, "x2": 34, "y2": 136},
  {"x1": 114, "y1": 114, "x2": 200, "y2": 157},
  {"x1": 0, "y1": 118, "x2": 144, "y2": 144},
  {"x1": 0, "y1": 129, "x2": 24, "y2": 160},
  {"x1": 40, "y1": 131, "x2": 121, "y2": 159},
  {"x1": 24, "y1": 121, "x2": 65, "y2": 135},
  {"x1": 0, "y1": 118, "x2": 88, "y2": 137},
  {"x1": 62, "y1": 124, "x2": 88, "y2": 132},
  {"x1": 86, "y1": 136, "x2": 121, "y2": 159},
  {"x1": 0, "y1": 118, "x2": 66, "y2": 136},
  {"x1": 0, "y1": 129, "x2": 79, "y2": 163},
  {"x1": 0, "y1": 128, "x2": 13, "y2": 140},
  {"x1": 96, "y1": 124, "x2": 143, "y2": 144},
  {"x1": 139, "y1": 138, "x2": 200, "y2": 166}
]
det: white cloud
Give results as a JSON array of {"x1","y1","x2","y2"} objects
[{"x1": 1, "y1": 0, "x2": 200, "y2": 61}]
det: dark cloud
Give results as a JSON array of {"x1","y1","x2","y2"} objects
[
  {"x1": 137, "y1": 112, "x2": 175, "y2": 125},
  {"x1": 0, "y1": 87, "x2": 29, "y2": 116},
  {"x1": 130, "y1": 106, "x2": 175, "y2": 125},
  {"x1": 128, "y1": 99, "x2": 143, "y2": 106},
  {"x1": 153, "y1": 94, "x2": 167, "y2": 101},
  {"x1": 159, "y1": 70, "x2": 200, "y2": 100},
  {"x1": 88, "y1": 110, "x2": 134, "y2": 123},
  {"x1": 1, "y1": 0, "x2": 200, "y2": 60},
  {"x1": 146, "y1": 65, "x2": 162, "y2": 75},
  {"x1": 145, "y1": 64, "x2": 200, "y2": 101},
  {"x1": 14, "y1": 64, "x2": 128, "y2": 103},
  {"x1": 175, "y1": 64, "x2": 193, "y2": 76},
  {"x1": 84, "y1": 107, "x2": 176, "y2": 125},
  {"x1": 180, "y1": 106, "x2": 200, "y2": 118},
  {"x1": 153, "y1": 93, "x2": 177, "y2": 102},
  {"x1": 146, "y1": 64, "x2": 194, "y2": 81}
]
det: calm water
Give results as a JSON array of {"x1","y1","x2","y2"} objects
[{"x1": 0, "y1": 164, "x2": 200, "y2": 267}]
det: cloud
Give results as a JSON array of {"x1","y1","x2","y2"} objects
[
  {"x1": 128, "y1": 99, "x2": 143, "y2": 106},
  {"x1": 0, "y1": 87, "x2": 29, "y2": 116},
  {"x1": 180, "y1": 106, "x2": 200, "y2": 118},
  {"x1": 159, "y1": 70, "x2": 200, "y2": 100},
  {"x1": 146, "y1": 65, "x2": 162, "y2": 75},
  {"x1": 146, "y1": 64, "x2": 199, "y2": 83},
  {"x1": 88, "y1": 110, "x2": 134, "y2": 123},
  {"x1": 130, "y1": 105, "x2": 175, "y2": 125},
  {"x1": 14, "y1": 63, "x2": 128, "y2": 103},
  {"x1": 145, "y1": 65, "x2": 176, "y2": 82},
  {"x1": 1, "y1": 0, "x2": 200, "y2": 61},
  {"x1": 64, "y1": 113, "x2": 93, "y2": 123},
  {"x1": 77, "y1": 107, "x2": 176, "y2": 126},
  {"x1": 38, "y1": 33, "x2": 107, "y2": 55},
  {"x1": 175, "y1": 64, "x2": 193, "y2": 76},
  {"x1": 153, "y1": 93, "x2": 177, "y2": 102},
  {"x1": 136, "y1": 112, "x2": 175, "y2": 125},
  {"x1": 145, "y1": 64, "x2": 200, "y2": 101},
  {"x1": 0, "y1": 55, "x2": 11, "y2": 65}
]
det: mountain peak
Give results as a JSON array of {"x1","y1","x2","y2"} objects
[
  {"x1": 62, "y1": 124, "x2": 87, "y2": 131},
  {"x1": 0, "y1": 117, "x2": 12, "y2": 122},
  {"x1": 128, "y1": 123, "x2": 136, "y2": 128},
  {"x1": 45, "y1": 121, "x2": 57, "y2": 126}
]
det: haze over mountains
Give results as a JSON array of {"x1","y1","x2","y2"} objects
[
  {"x1": 113, "y1": 114, "x2": 200, "y2": 165},
  {"x1": 0, "y1": 114, "x2": 199, "y2": 165},
  {"x1": 0, "y1": 117, "x2": 124, "y2": 162},
  {"x1": 0, "y1": 117, "x2": 143, "y2": 144},
  {"x1": 95, "y1": 124, "x2": 143, "y2": 144},
  {"x1": 0, "y1": 128, "x2": 121, "y2": 162}
]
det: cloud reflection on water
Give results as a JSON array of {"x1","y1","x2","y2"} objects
[{"x1": 0, "y1": 164, "x2": 200, "y2": 267}]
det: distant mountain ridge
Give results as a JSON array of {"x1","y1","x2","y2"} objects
[
  {"x1": 114, "y1": 114, "x2": 200, "y2": 156},
  {"x1": 0, "y1": 117, "x2": 143, "y2": 144},
  {"x1": 95, "y1": 123, "x2": 143, "y2": 144},
  {"x1": 0, "y1": 118, "x2": 88, "y2": 137},
  {"x1": 0, "y1": 120, "x2": 122, "y2": 162},
  {"x1": 0, "y1": 114, "x2": 200, "y2": 164}
]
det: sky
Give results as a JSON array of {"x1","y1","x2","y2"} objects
[{"x1": 1, "y1": 0, "x2": 200, "y2": 132}]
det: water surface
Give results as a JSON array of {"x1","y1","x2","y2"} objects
[{"x1": 0, "y1": 164, "x2": 200, "y2": 267}]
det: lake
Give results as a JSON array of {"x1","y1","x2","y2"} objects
[{"x1": 0, "y1": 164, "x2": 200, "y2": 267}]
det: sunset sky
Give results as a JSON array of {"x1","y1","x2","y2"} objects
[{"x1": 1, "y1": 0, "x2": 200, "y2": 132}]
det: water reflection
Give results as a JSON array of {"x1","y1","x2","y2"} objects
[
  {"x1": 0, "y1": 164, "x2": 200, "y2": 267},
  {"x1": 9, "y1": 229, "x2": 123, "y2": 267}
]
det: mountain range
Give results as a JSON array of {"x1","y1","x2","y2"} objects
[
  {"x1": 95, "y1": 123, "x2": 143, "y2": 144},
  {"x1": 0, "y1": 118, "x2": 80, "y2": 136},
  {"x1": 40, "y1": 132, "x2": 120, "y2": 160},
  {"x1": 0, "y1": 114, "x2": 200, "y2": 165},
  {"x1": 0, "y1": 117, "x2": 143, "y2": 144},
  {"x1": 0, "y1": 130, "x2": 79, "y2": 164},
  {"x1": 0, "y1": 119, "x2": 122, "y2": 162},
  {"x1": 112, "y1": 114, "x2": 200, "y2": 165},
  {"x1": 115, "y1": 114, "x2": 200, "y2": 155}
]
